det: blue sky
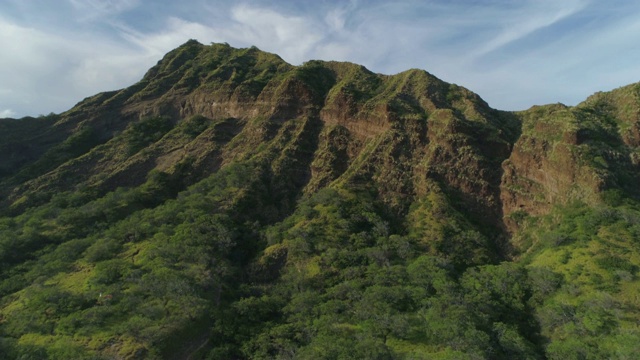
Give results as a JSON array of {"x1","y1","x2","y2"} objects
[{"x1": 1, "y1": 0, "x2": 640, "y2": 118}]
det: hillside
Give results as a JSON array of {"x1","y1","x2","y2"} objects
[{"x1": 1, "y1": 40, "x2": 639, "y2": 359}]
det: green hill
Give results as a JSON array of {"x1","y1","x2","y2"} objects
[{"x1": 0, "y1": 40, "x2": 639, "y2": 359}]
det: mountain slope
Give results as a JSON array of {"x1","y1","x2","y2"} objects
[{"x1": 0, "y1": 40, "x2": 639, "y2": 359}]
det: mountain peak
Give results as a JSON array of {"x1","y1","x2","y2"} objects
[{"x1": 1, "y1": 42, "x2": 640, "y2": 359}]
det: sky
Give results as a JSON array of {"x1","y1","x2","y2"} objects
[{"x1": 1, "y1": 0, "x2": 640, "y2": 118}]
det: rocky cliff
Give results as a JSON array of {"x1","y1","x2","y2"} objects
[
  {"x1": 4, "y1": 40, "x2": 638, "y2": 239},
  {"x1": 1, "y1": 40, "x2": 640, "y2": 359}
]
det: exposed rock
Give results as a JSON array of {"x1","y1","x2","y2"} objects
[{"x1": 2, "y1": 40, "x2": 639, "y2": 249}]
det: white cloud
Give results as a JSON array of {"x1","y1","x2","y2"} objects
[
  {"x1": 116, "y1": 18, "x2": 218, "y2": 57},
  {"x1": 68, "y1": 0, "x2": 140, "y2": 18},
  {"x1": 2, "y1": 0, "x2": 640, "y2": 116},
  {"x1": 0, "y1": 109, "x2": 16, "y2": 118},
  {"x1": 450, "y1": 2, "x2": 640, "y2": 109},
  {"x1": 317, "y1": 0, "x2": 639, "y2": 110},
  {"x1": 470, "y1": 0, "x2": 587, "y2": 58},
  {"x1": 117, "y1": 4, "x2": 329, "y2": 66},
  {"x1": 225, "y1": 5, "x2": 324, "y2": 64},
  {"x1": 0, "y1": 16, "x2": 157, "y2": 117},
  {"x1": 325, "y1": 8, "x2": 347, "y2": 32}
]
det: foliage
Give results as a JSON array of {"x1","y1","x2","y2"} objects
[
  {"x1": 123, "y1": 116, "x2": 174, "y2": 155},
  {"x1": 1, "y1": 40, "x2": 640, "y2": 359}
]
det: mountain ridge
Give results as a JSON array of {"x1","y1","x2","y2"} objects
[
  {"x1": 4, "y1": 40, "x2": 638, "y2": 233},
  {"x1": 1, "y1": 40, "x2": 640, "y2": 359}
]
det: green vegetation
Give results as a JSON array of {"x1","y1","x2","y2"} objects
[
  {"x1": 1, "y1": 40, "x2": 640, "y2": 359},
  {"x1": 513, "y1": 199, "x2": 640, "y2": 359},
  {"x1": 122, "y1": 116, "x2": 174, "y2": 156}
]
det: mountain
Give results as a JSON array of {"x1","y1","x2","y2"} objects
[{"x1": 1, "y1": 40, "x2": 639, "y2": 359}]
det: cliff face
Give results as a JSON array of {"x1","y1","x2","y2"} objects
[
  {"x1": 501, "y1": 85, "x2": 640, "y2": 232},
  {"x1": 3, "y1": 40, "x2": 639, "y2": 241},
  {"x1": 0, "y1": 42, "x2": 514, "y2": 226}
]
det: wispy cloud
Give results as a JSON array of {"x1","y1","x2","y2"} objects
[
  {"x1": 227, "y1": 5, "x2": 324, "y2": 63},
  {"x1": 1, "y1": 0, "x2": 640, "y2": 117},
  {"x1": 467, "y1": 0, "x2": 587, "y2": 58},
  {"x1": 0, "y1": 15, "x2": 155, "y2": 117},
  {"x1": 67, "y1": 0, "x2": 140, "y2": 18}
]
